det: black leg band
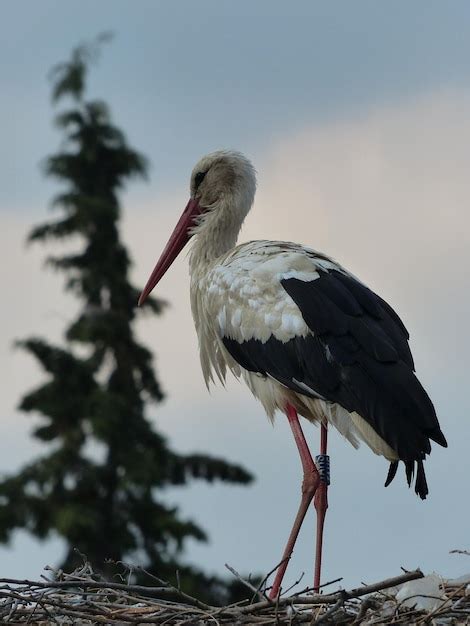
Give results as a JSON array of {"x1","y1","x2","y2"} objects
[{"x1": 315, "y1": 454, "x2": 330, "y2": 485}]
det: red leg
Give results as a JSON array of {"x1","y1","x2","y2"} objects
[
  {"x1": 313, "y1": 422, "x2": 329, "y2": 592},
  {"x1": 269, "y1": 404, "x2": 320, "y2": 600}
]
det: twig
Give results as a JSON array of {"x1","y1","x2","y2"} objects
[
  {"x1": 134, "y1": 565, "x2": 213, "y2": 611},
  {"x1": 256, "y1": 557, "x2": 289, "y2": 596},
  {"x1": 0, "y1": 577, "x2": 174, "y2": 598},
  {"x1": 282, "y1": 571, "x2": 305, "y2": 596},
  {"x1": 344, "y1": 569, "x2": 423, "y2": 599},
  {"x1": 312, "y1": 594, "x2": 345, "y2": 625},
  {"x1": 224, "y1": 563, "x2": 267, "y2": 602},
  {"x1": 351, "y1": 597, "x2": 374, "y2": 624},
  {"x1": 290, "y1": 577, "x2": 344, "y2": 598},
  {"x1": 449, "y1": 548, "x2": 470, "y2": 556}
]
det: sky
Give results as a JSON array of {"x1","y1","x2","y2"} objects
[{"x1": 1, "y1": 0, "x2": 470, "y2": 592}]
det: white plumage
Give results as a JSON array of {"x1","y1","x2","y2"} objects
[{"x1": 190, "y1": 238, "x2": 397, "y2": 458}]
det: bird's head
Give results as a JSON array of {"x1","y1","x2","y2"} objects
[
  {"x1": 138, "y1": 150, "x2": 256, "y2": 305},
  {"x1": 190, "y1": 150, "x2": 256, "y2": 212}
]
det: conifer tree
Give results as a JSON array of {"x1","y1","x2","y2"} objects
[{"x1": 0, "y1": 36, "x2": 253, "y2": 601}]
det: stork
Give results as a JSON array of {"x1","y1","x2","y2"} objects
[{"x1": 138, "y1": 150, "x2": 447, "y2": 598}]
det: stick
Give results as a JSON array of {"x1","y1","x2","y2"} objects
[
  {"x1": 224, "y1": 564, "x2": 267, "y2": 602},
  {"x1": 312, "y1": 596, "x2": 345, "y2": 625},
  {"x1": 234, "y1": 568, "x2": 423, "y2": 615},
  {"x1": 0, "y1": 578, "x2": 172, "y2": 597}
]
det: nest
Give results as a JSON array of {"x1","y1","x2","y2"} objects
[{"x1": 0, "y1": 560, "x2": 469, "y2": 625}]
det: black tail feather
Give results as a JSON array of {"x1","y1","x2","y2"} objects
[
  {"x1": 405, "y1": 460, "x2": 414, "y2": 486},
  {"x1": 384, "y1": 461, "x2": 398, "y2": 487},
  {"x1": 383, "y1": 459, "x2": 429, "y2": 499},
  {"x1": 415, "y1": 459, "x2": 429, "y2": 499}
]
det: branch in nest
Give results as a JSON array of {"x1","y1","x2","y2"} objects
[
  {"x1": 450, "y1": 549, "x2": 470, "y2": 557},
  {"x1": 224, "y1": 563, "x2": 268, "y2": 602},
  {"x1": 233, "y1": 568, "x2": 424, "y2": 615}
]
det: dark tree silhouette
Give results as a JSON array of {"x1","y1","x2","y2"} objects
[{"x1": 0, "y1": 36, "x2": 253, "y2": 603}]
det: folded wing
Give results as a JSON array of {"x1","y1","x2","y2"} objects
[{"x1": 218, "y1": 251, "x2": 446, "y2": 499}]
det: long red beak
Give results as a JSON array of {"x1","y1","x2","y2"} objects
[{"x1": 138, "y1": 198, "x2": 202, "y2": 306}]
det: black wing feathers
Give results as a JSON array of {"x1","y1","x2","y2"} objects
[
  {"x1": 282, "y1": 272, "x2": 446, "y2": 431},
  {"x1": 223, "y1": 334, "x2": 339, "y2": 399},
  {"x1": 222, "y1": 267, "x2": 446, "y2": 500},
  {"x1": 283, "y1": 270, "x2": 447, "y2": 498}
]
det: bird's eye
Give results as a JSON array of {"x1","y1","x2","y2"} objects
[{"x1": 194, "y1": 171, "x2": 207, "y2": 189}]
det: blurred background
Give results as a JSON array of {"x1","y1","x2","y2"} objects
[{"x1": 1, "y1": 0, "x2": 469, "y2": 594}]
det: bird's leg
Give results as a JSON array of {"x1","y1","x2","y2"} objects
[
  {"x1": 269, "y1": 403, "x2": 320, "y2": 600},
  {"x1": 313, "y1": 422, "x2": 329, "y2": 592}
]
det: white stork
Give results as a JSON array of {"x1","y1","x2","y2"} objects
[{"x1": 138, "y1": 150, "x2": 447, "y2": 598}]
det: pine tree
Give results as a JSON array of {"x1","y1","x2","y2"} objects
[{"x1": 0, "y1": 36, "x2": 253, "y2": 602}]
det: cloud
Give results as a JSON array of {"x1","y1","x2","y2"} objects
[{"x1": 1, "y1": 88, "x2": 470, "y2": 585}]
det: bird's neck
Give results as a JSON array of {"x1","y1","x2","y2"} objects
[{"x1": 188, "y1": 200, "x2": 245, "y2": 280}]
